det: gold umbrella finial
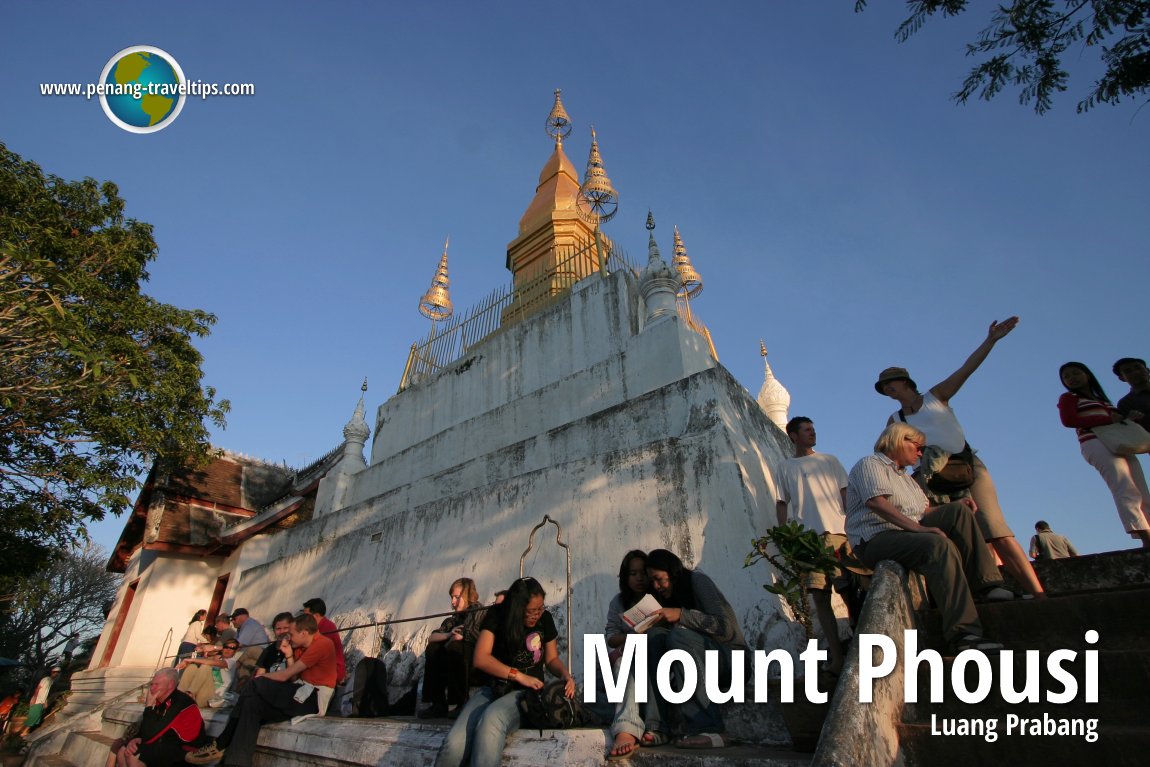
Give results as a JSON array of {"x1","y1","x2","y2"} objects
[
  {"x1": 760, "y1": 340, "x2": 768, "y2": 357},
  {"x1": 672, "y1": 226, "x2": 703, "y2": 298},
  {"x1": 545, "y1": 89, "x2": 573, "y2": 148},
  {"x1": 576, "y1": 126, "x2": 618, "y2": 225},
  {"x1": 418, "y1": 237, "x2": 453, "y2": 321}
]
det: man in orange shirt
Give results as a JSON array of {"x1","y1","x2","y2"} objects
[
  {"x1": 187, "y1": 613, "x2": 336, "y2": 767},
  {"x1": 302, "y1": 596, "x2": 346, "y2": 713}
]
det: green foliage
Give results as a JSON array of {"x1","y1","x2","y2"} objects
[
  {"x1": 855, "y1": 0, "x2": 1150, "y2": 113},
  {"x1": 0, "y1": 143, "x2": 229, "y2": 577},
  {"x1": 746, "y1": 521, "x2": 841, "y2": 637}
]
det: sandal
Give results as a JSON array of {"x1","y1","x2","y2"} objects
[
  {"x1": 675, "y1": 733, "x2": 729, "y2": 749},
  {"x1": 607, "y1": 734, "x2": 640, "y2": 760},
  {"x1": 640, "y1": 731, "x2": 669, "y2": 747}
]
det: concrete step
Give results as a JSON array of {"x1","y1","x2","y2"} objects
[
  {"x1": 1025, "y1": 548, "x2": 1150, "y2": 594},
  {"x1": 60, "y1": 730, "x2": 116, "y2": 767},
  {"x1": 911, "y1": 587, "x2": 1150, "y2": 652},
  {"x1": 28, "y1": 756, "x2": 75, "y2": 767},
  {"x1": 898, "y1": 721, "x2": 1150, "y2": 767},
  {"x1": 902, "y1": 648, "x2": 1148, "y2": 725},
  {"x1": 242, "y1": 716, "x2": 810, "y2": 767}
]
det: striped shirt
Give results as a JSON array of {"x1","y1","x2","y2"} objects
[
  {"x1": 1057, "y1": 392, "x2": 1118, "y2": 444},
  {"x1": 845, "y1": 453, "x2": 928, "y2": 546}
]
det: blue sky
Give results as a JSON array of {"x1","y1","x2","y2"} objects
[{"x1": 4, "y1": 1, "x2": 1148, "y2": 560}]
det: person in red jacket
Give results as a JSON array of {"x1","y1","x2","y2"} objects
[
  {"x1": 303, "y1": 597, "x2": 346, "y2": 712},
  {"x1": 1059, "y1": 361, "x2": 1150, "y2": 546}
]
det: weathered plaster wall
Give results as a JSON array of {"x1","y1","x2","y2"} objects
[{"x1": 232, "y1": 368, "x2": 797, "y2": 683}]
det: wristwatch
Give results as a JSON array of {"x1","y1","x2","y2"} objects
[{"x1": 507, "y1": 668, "x2": 518, "y2": 681}]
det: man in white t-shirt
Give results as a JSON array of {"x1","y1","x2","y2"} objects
[{"x1": 775, "y1": 417, "x2": 850, "y2": 675}]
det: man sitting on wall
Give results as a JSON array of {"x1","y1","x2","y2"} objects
[
  {"x1": 105, "y1": 668, "x2": 207, "y2": 767},
  {"x1": 186, "y1": 613, "x2": 337, "y2": 767}
]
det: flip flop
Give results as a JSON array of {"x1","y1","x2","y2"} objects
[
  {"x1": 675, "y1": 733, "x2": 729, "y2": 749},
  {"x1": 640, "y1": 731, "x2": 669, "y2": 747},
  {"x1": 607, "y1": 734, "x2": 640, "y2": 760}
]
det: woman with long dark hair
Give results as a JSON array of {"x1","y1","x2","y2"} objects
[
  {"x1": 640, "y1": 549, "x2": 746, "y2": 749},
  {"x1": 177, "y1": 609, "x2": 208, "y2": 660},
  {"x1": 602, "y1": 550, "x2": 648, "y2": 758},
  {"x1": 435, "y1": 576, "x2": 576, "y2": 767},
  {"x1": 1058, "y1": 361, "x2": 1150, "y2": 546}
]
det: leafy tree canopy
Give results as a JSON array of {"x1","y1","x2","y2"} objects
[
  {"x1": 856, "y1": 1, "x2": 1150, "y2": 113},
  {"x1": 0, "y1": 143, "x2": 228, "y2": 578}
]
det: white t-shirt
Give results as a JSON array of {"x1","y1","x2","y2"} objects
[
  {"x1": 893, "y1": 392, "x2": 967, "y2": 454},
  {"x1": 777, "y1": 452, "x2": 849, "y2": 535}
]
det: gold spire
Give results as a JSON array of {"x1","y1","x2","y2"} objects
[
  {"x1": 418, "y1": 237, "x2": 453, "y2": 321},
  {"x1": 760, "y1": 339, "x2": 768, "y2": 357},
  {"x1": 545, "y1": 88, "x2": 572, "y2": 148},
  {"x1": 576, "y1": 126, "x2": 618, "y2": 225},
  {"x1": 672, "y1": 226, "x2": 702, "y2": 298}
]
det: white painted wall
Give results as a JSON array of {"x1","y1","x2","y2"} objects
[
  {"x1": 228, "y1": 270, "x2": 797, "y2": 681},
  {"x1": 90, "y1": 549, "x2": 225, "y2": 669}
]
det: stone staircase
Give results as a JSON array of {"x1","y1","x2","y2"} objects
[
  {"x1": 25, "y1": 550, "x2": 1149, "y2": 766},
  {"x1": 895, "y1": 549, "x2": 1150, "y2": 766},
  {"x1": 25, "y1": 705, "x2": 814, "y2": 767}
]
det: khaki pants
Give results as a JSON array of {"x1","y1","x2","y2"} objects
[{"x1": 855, "y1": 502, "x2": 1002, "y2": 643}]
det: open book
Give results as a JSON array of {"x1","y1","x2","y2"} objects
[{"x1": 621, "y1": 594, "x2": 663, "y2": 634}]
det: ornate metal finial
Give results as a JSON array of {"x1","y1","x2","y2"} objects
[
  {"x1": 576, "y1": 126, "x2": 618, "y2": 225},
  {"x1": 760, "y1": 340, "x2": 768, "y2": 357},
  {"x1": 545, "y1": 89, "x2": 573, "y2": 147},
  {"x1": 418, "y1": 237, "x2": 453, "y2": 321},
  {"x1": 672, "y1": 226, "x2": 703, "y2": 298},
  {"x1": 646, "y1": 210, "x2": 655, "y2": 231},
  {"x1": 361, "y1": 377, "x2": 369, "y2": 393}
]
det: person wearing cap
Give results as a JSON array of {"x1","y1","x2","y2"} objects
[
  {"x1": 229, "y1": 609, "x2": 269, "y2": 649},
  {"x1": 19, "y1": 667, "x2": 60, "y2": 733},
  {"x1": 874, "y1": 317, "x2": 1044, "y2": 598}
]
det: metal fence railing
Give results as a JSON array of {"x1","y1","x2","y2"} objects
[{"x1": 398, "y1": 232, "x2": 636, "y2": 392}]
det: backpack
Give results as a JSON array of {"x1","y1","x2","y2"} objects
[
  {"x1": 349, "y1": 657, "x2": 390, "y2": 717},
  {"x1": 517, "y1": 680, "x2": 601, "y2": 729}
]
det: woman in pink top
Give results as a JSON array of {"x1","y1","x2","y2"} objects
[{"x1": 1058, "y1": 361, "x2": 1150, "y2": 546}]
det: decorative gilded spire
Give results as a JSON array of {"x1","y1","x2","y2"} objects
[
  {"x1": 576, "y1": 126, "x2": 618, "y2": 225},
  {"x1": 418, "y1": 238, "x2": 453, "y2": 321},
  {"x1": 545, "y1": 88, "x2": 572, "y2": 148},
  {"x1": 672, "y1": 226, "x2": 702, "y2": 298}
]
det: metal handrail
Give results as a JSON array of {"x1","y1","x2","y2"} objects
[{"x1": 519, "y1": 514, "x2": 572, "y2": 670}]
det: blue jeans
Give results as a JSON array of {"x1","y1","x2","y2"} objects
[
  {"x1": 644, "y1": 625, "x2": 729, "y2": 735},
  {"x1": 585, "y1": 654, "x2": 646, "y2": 740},
  {"x1": 434, "y1": 685, "x2": 524, "y2": 767}
]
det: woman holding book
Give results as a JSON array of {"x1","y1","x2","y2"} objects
[{"x1": 641, "y1": 549, "x2": 746, "y2": 749}]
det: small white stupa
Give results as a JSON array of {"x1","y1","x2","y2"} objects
[{"x1": 756, "y1": 340, "x2": 790, "y2": 430}]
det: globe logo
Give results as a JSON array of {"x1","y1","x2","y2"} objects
[{"x1": 98, "y1": 46, "x2": 186, "y2": 133}]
